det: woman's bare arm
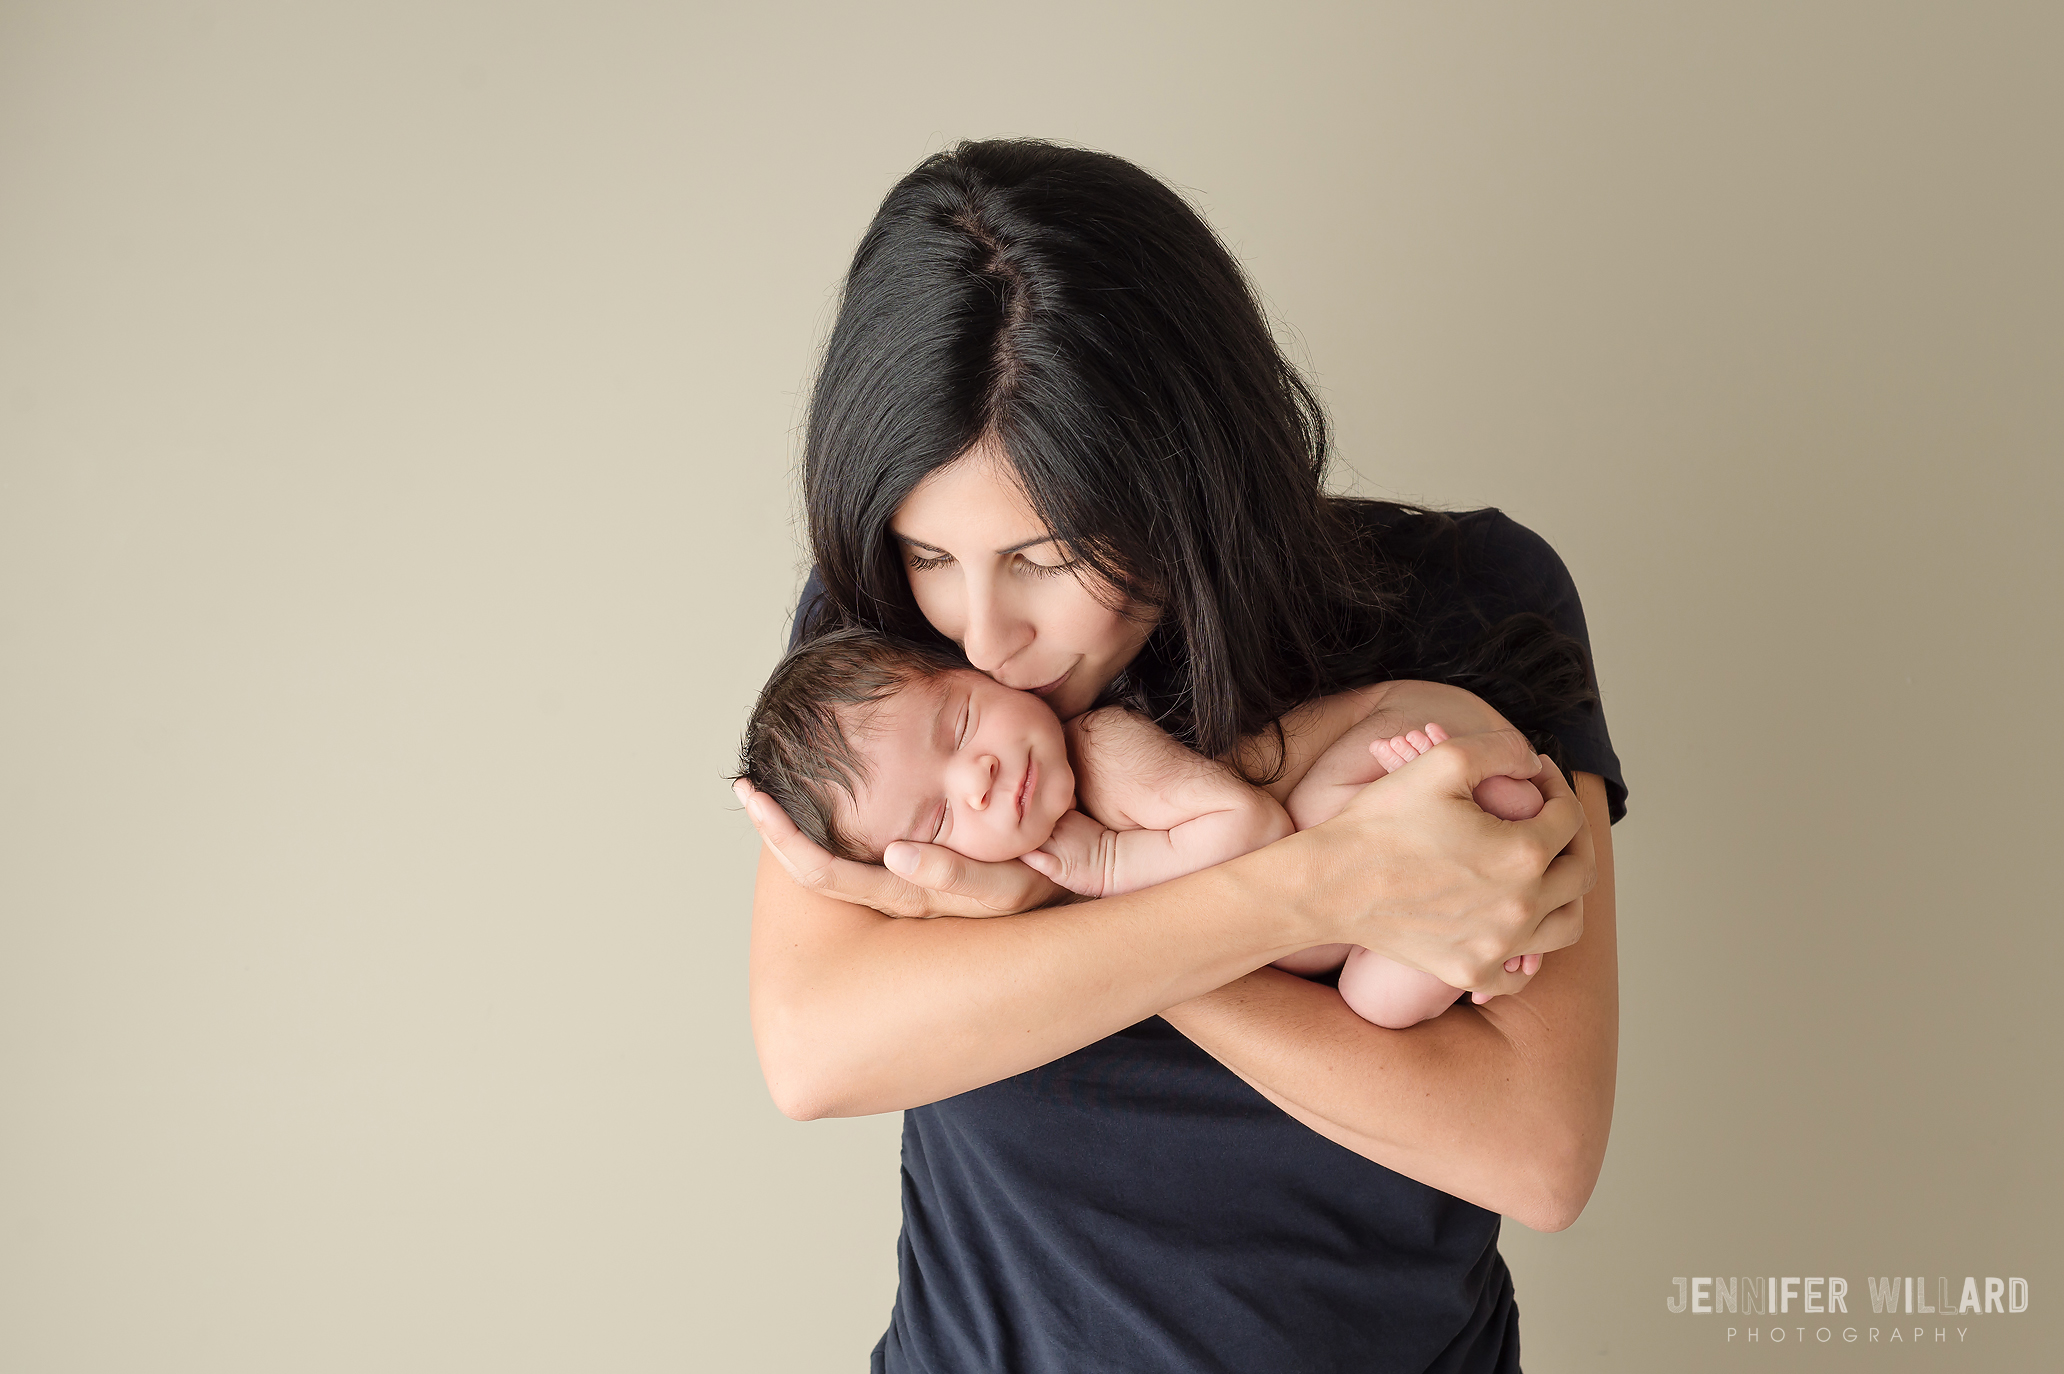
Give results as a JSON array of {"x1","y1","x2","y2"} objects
[
  {"x1": 750, "y1": 842, "x2": 1316, "y2": 1120},
  {"x1": 745, "y1": 728, "x2": 1590, "y2": 1121},
  {"x1": 1161, "y1": 770, "x2": 1617, "y2": 1232}
]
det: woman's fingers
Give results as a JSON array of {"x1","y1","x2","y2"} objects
[
  {"x1": 1523, "y1": 758, "x2": 1595, "y2": 937},
  {"x1": 882, "y1": 841, "x2": 1062, "y2": 916},
  {"x1": 1317, "y1": 735, "x2": 1593, "y2": 991},
  {"x1": 1420, "y1": 727, "x2": 1543, "y2": 798},
  {"x1": 1469, "y1": 951, "x2": 1539, "y2": 1003},
  {"x1": 735, "y1": 778, "x2": 934, "y2": 913},
  {"x1": 1466, "y1": 963, "x2": 1536, "y2": 1002},
  {"x1": 734, "y1": 779, "x2": 832, "y2": 886},
  {"x1": 1525, "y1": 897, "x2": 1585, "y2": 958},
  {"x1": 736, "y1": 777, "x2": 1057, "y2": 918}
]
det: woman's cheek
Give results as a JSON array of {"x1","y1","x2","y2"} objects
[{"x1": 908, "y1": 578, "x2": 964, "y2": 643}]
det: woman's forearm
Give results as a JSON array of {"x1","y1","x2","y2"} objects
[
  {"x1": 1160, "y1": 772, "x2": 1619, "y2": 1231},
  {"x1": 749, "y1": 728, "x2": 1591, "y2": 1123},
  {"x1": 749, "y1": 841, "x2": 1325, "y2": 1120}
]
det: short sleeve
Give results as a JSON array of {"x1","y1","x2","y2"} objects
[{"x1": 1454, "y1": 511, "x2": 1628, "y2": 823}]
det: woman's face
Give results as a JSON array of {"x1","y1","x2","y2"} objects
[{"x1": 892, "y1": 438, "x2": 1154, "y2": 721}]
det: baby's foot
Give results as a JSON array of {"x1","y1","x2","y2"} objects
[
  {"x1": 1370, "y1": 721, "x2": 1543, "y2": 983},
  {"x1": 1368, "y1": 721, "x2": 1451, "y2": 775}
]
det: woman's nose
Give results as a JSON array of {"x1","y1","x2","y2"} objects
[
  {"x1": 954, "y1": 754, "x2": 1000, "y2": 811},
  {"x1": 960, "y1": 587, "x2": 1034, "y2": 675}
]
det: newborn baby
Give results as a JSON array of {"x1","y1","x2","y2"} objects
[{"x1": 739, "y1": 628, "x2": 1546, "y2": 1029}]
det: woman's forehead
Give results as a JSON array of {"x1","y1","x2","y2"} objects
[{"x1": 893, "y1": 443, "x2": 1051, "y2": 547}]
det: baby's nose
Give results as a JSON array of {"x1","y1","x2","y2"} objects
[{"x1": 962, "y1": 754, "x2": 1000, "y2": 810}]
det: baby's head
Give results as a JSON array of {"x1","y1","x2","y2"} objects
[{"x1": 739, "y1": 628, "x2": 1076, "y2": 864}]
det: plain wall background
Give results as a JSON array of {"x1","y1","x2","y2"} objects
[{"x1": 4, "y1": 2, "x2": 2059, "y2": 1369}]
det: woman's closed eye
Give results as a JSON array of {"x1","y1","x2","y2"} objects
[
  {"x1": 903, "y1": 546, "x2": 1077, "y2": 578},
  {"x1": 1014, "y1": 553, "x2": 1077, "y2": 578}
]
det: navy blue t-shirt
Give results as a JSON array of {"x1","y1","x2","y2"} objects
[{"x1": 787, "y1": 509, "x2": 1625, "y2": 1373}]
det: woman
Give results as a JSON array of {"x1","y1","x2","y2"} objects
[{"x1": 736, "y1": 139, "x2": 1622, "y2": 1373}]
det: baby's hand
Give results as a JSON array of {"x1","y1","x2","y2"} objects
[
  {"x1": 1370, "y1": 722, "x2": 1546, "y2": 985},
  {"x1": 1020, "y1": 810, "x2": 1121, "y2": 899}
]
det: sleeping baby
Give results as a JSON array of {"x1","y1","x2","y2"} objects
[{"x1": 737, "y1": 627, "x2": 1546, "y2": 1028}]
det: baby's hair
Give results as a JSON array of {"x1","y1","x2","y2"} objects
[{"x1": 736, "y1": 627, "x2": 969, "y2": 862}]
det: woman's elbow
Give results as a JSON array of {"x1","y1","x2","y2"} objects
[
  {"x1": 1507, "y1": 1138, "x2": 1606, "y2": 1233},
  {"x1": 752, "y1": 998, "x2": 862, "y2": 1121},
  {"x1": 758, "y1": 1044, "x2": 864, "y2": 1121},
  {"x1": 765, "y1": 1074, "x2": 835, "y2": 1122},
  {"x1": 1509, "y1": 1186, "x2": 1591, "y2": 1234}
]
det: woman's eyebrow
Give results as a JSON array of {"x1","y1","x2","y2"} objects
[{"x1": 891, "y1": 531, "x2": 1059, "y2": 556}]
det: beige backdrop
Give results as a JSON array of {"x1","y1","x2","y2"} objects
[{"x1": 4, "y1": 2, "x2": 2059, "y2": 1370}]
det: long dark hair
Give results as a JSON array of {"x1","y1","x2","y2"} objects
[{"x1": 801, "y1": 139, "x2": 1593, "y2": 773}]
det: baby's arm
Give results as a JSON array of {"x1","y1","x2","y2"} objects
[{"x1": 1020, "y1": 708, "x2": 1293, "y2": 899}]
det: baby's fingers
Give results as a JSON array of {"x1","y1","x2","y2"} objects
[{"x1": 1024, "y1": 811, "x2": 1115, "y2": 899}]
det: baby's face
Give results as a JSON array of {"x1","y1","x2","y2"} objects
[{"x1": 839, "y1": 669, "x2": 1076, "y2": 864}]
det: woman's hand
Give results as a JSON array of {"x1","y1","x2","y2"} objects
[
  {"x1": 734, "y1": 779, "x2": 1062, "y2": 918},
  {"x1": 1161, "y1": 769, "x2": 1619, "y2": 1231},
  {"x1": 1289, "y1": 727, "x2": 1594, "y2": 996}
]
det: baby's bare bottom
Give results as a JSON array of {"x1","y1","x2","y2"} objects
[{"x1": 1271, "y1": 734, "x2": 1546, "y2": 1029}]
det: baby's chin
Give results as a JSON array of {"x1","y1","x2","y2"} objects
[
  {"x1": 946, "y1": 821, "x2": 1044, "y2": 864},
  {"x1": 945, "y1": 808, "x2": 1068, "y2": 865}
]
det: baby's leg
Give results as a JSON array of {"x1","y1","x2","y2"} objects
[
  {"x1": 1272, "y1": 944, "x2": 1353, "y2": 976},
  {"x1": 1336, "y1": 947, "x2": 1466, "y2": 1029},
  {"x1": 1335, "y1": 725, "x2": 1545, "y2": 1025}
]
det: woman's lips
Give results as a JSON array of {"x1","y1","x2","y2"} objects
[{"x1": 1027, "y1": 668, "x2": 1072, "y2": 698}]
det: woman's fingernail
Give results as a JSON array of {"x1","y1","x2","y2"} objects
[{"x1": 884, "y1": 843, "x2": 918, "y2": 876}]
